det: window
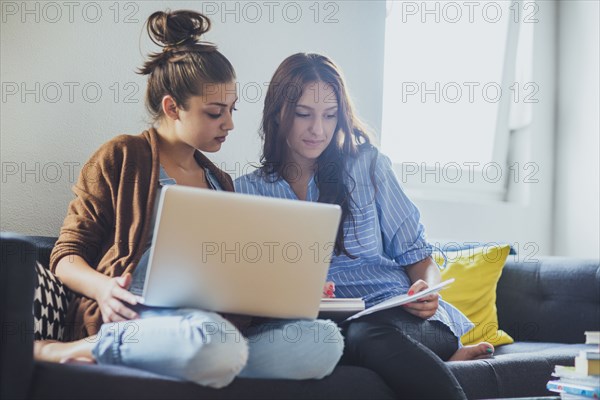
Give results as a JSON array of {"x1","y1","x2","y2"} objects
[{"x1": 381, "y1": 0, "x2": 535, "y2": 201}]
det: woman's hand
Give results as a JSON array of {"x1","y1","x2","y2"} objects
[
  {"x1": 323, "y1": 281, "x2": 335, "y2": 298},
  {"x1": 402, "y1": 279, "x2": 439, "y2": 319},
  {"x1": 95, "y1": 273, "x2": 141, "y2": 322}
]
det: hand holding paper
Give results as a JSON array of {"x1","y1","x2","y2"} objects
[
  {"x1": 402, "y1": 279, "x2": 440, "y2": 319},
  {"x1": 345, "y1": 278, "x2": 455, "y2": 322}
]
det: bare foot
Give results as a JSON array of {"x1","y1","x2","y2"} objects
[
  {"x1": 448, "y1": 342, "x2": 494, "y2": 361},
  {"x1": 34, "y1": 339, "x2": 96, "y2": 364}
]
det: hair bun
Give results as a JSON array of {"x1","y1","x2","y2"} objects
[{"x1": 146, "y1": 10, "x2": 211, "y2": 49}]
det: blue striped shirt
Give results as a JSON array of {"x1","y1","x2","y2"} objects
[{"x1": 235, "y1": 146, "x2": 473, "y2": 339}]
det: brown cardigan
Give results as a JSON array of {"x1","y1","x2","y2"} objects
[{"x1": 50, "y1": 128, "x2": 238, "y2": 340}]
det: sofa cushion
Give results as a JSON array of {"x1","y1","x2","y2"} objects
[
  {"x1": 29, "y1": 362, "x2": 395, "y2": 399},
  {"x1": 435, "y1": 244, "x2": 514, "y2": 346},
  {"x1": 33, "y1": 262, "x2": 72, "y2": 341},
  {"x1": 448, "y1": 342, "x2": 589, "y2": 399},
  {"x1": 493, "y1": 342, "x2": 590, "y2": 356},
  {"x1": 496, "y1": 257, "x2": 600, "y2": 343}
]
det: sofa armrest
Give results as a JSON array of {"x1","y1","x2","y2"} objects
[
  {"x1": 0, "y1": 233, "x2": 37, "y2": 399},
  {"x1": 496, "y1": 256, "x2": 600, "y2": 343},
  {"x1": 27, "y1": 235, "x2": 58, "y2": 269}
]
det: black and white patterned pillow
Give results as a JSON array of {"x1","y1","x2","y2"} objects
[{"x1": 33, "y1": 262, "x2": 72, "y2": 341}]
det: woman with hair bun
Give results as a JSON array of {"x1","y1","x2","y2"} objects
[{"x1": 34, "y1": 12, "x2": 343, "y2": 388}]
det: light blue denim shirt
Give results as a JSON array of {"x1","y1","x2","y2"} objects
[{"x1": 235, "y1": 146, "x2": 474, "y2": 339}]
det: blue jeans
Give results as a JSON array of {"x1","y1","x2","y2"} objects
[{"x1": 91, "y1": 307, "x2": 343, "y2": 388}]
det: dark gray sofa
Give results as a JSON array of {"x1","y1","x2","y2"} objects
[{"x1": 1, "y1": 233, "x2": 598, "y2": 399}]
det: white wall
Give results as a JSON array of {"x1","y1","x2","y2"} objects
[
  {"x1": 0, "y1": 1, "x2": 386, "y2": 236},
  {"x1": 554, "y1": 0, "x2": 600, "y2": 258},
  {"x1": 2, "y1": 1, "x2": 597, "y2": 259}
]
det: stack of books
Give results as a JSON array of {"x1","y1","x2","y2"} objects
[{"x1": 547, "y1": 331, "x2": 600, "y2": 399}]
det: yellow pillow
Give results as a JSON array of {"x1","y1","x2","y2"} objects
[{"x1": 434, "y1": 244, "x2": 514, "y2": 347}]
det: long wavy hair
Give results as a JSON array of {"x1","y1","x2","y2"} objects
[{"x1": 260, "y1": 53, "x2": 377, "y2": 257}]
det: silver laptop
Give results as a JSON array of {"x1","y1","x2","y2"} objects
[{"x1": 140, "y1": 185, "x2": 342, "y2": 320}]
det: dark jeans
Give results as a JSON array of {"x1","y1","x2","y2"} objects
[{"x1": 340, "y1": 307, "x2": 467, "y2": 400}]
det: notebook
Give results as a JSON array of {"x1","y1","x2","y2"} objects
[
  {"x1": 139, "y1": 185, "x2": 342, "y2": 319},
  {"x1": 345, "y1": 279, "x2": 455, "y2": 321}
]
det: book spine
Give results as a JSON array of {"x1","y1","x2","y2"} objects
[
  {"x1": 559, "y1": 376, "x2": 600, "y2": 387},
  {"x1": 547, "y1": 381, "x2": 600, "y2": 398}
]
